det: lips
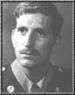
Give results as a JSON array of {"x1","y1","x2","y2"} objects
[
  {"x1": 20, "y1": 51, "x2": 34, "y2": 55},
  {"x1": 19, "y1": 49, "x2": 39, "y2": 56}
]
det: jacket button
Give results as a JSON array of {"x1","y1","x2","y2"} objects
[
  {"x1": 58, "y1": 68, "x2": 62, "y2": 72},
  {"x1": 7, "y1": 85, "x2": 15, "y2": 94},
  {"x1": 55, "y1": 87, "x2": 61, "y2": 92},
  {"x1": 2, "y1": 67, "x2": 6, "y2": 71}
]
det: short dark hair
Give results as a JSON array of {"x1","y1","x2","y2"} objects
[{"x1": 14, "y1": 1, "x2": 64, "y2": 37}]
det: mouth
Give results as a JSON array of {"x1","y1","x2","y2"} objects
[
  {"x1": 19, "y1": 49, "x2": 39, "y2": 57},
  {"x1": 20, "y1": 52, "x2": 33, "y2": 55},
  {"x1": 19, "y1": 51, "x2": 38, "y2": 60}
]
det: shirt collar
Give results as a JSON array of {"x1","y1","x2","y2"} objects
[
  {"x1": 23, "y1": 74, "x2": 44, "y2": 92},
  {"x1": 11, "y1": 60, "x2": 45, "y2": 92}
]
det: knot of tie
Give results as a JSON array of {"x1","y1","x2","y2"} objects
[{"x1": 30, "y1": 84, "x2": 41, "y2": 93}]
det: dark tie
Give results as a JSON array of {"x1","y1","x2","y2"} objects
[{"x1": 30, "y1": 84, "x2": 41, "y2": 93}]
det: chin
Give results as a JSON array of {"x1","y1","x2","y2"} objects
[{"x1": 18, "y1": 59, "x2": 38, "y2": 68}]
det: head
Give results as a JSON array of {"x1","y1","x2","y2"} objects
[{"x1": 11, "y1": 2, "x2": 63, "y2": 68}]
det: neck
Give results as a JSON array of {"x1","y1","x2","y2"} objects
[{"x1": 23, "y1": 61, "x2": 51, "y2": 83}]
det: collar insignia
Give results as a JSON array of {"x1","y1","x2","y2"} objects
[{"x1": 7, "y1": 85, "x2": 15, "y2": 94}]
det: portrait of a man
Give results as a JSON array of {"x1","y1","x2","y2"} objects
[{"x1": 1, "y1": 1, "x2": 73, "y2": 94}]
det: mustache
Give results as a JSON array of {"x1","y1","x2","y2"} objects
[{"x1": 19, "y1": 48, "x2": 40, "y2": 56}]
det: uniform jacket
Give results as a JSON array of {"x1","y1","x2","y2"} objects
[{"x1": 2, "y1": 64, "x2": 72, "y2": 94}]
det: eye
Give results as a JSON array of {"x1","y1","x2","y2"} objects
[
  {"x1": 35, "y1": 28, "x2": 48, "y2": 36},
  {"x1": 17, "y1": 27, "x2": 28, "y2": 35}
]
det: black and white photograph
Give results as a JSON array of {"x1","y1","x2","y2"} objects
[{"x1": 1, "y1": 0, "x2": 74, "y2": 94}]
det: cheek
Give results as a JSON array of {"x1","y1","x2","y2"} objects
[
  {"x1": 35, "y1": 37, "x2": 53, "y2": 53},
  {"x1": 13, "y1": 32, "x2": 24, "y2": 49}
]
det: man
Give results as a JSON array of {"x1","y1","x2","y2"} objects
[{"x1": 2, "y1": 2, "x2": 72, "y2": 94}]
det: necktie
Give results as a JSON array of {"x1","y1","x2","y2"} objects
[{"x1": 30, "y1": 84, "x2": 41, "y2": 93}]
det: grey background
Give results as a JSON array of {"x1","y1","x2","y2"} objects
[{"x1": 2, "y1": 2, "x2": 72, "y2": 69}]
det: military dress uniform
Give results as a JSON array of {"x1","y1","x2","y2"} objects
[{"x1": 2, "y1": 63, "x2": 72, "y2": 94}]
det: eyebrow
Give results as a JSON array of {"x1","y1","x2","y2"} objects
[
  {"x1": 17, "y1": 26, "x2": 50, "y2": 34},
  {"x1": 17, "y1": 26, "x2": 28, "y2": 31}
]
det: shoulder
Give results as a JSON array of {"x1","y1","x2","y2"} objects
[
  {"x1": 2, "y1": 64, "x2": 24, "y2": 94},
  {"x1": 51, "y1": 65, "x2": 72, "y2": 92},
  {"x1": 2, "y1": 65, "x2": 14, "y2": 93}
]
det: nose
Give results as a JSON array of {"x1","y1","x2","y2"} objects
[{"x1": 24, "y1": 30, "x2": 35, "y2": 49}]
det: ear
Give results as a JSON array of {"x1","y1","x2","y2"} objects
[
  {"x1": 11, "y1": 29, "x2": 16, "y2": 48},
  {"x1": 53, "y1": 36, "x2": 61, "y2": 52},
  {"x1": 56, "y1": 35, "x2": 61, "y2": 44}
]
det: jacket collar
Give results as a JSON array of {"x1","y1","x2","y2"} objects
[{"x1": 11, "y1": 60, "x2": 53, "y2": 93}]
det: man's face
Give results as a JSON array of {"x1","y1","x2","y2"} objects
[{"x1": 12, "y1": 13, "x2": 55, "y2": 68}]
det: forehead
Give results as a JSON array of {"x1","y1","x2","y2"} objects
[{"x1": 16, "y1": 13, "x2": 51, "y2": 29}]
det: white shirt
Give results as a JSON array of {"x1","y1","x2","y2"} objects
[{"x1": 11, "y1": 60, "x2": 52, "y2": 93}]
